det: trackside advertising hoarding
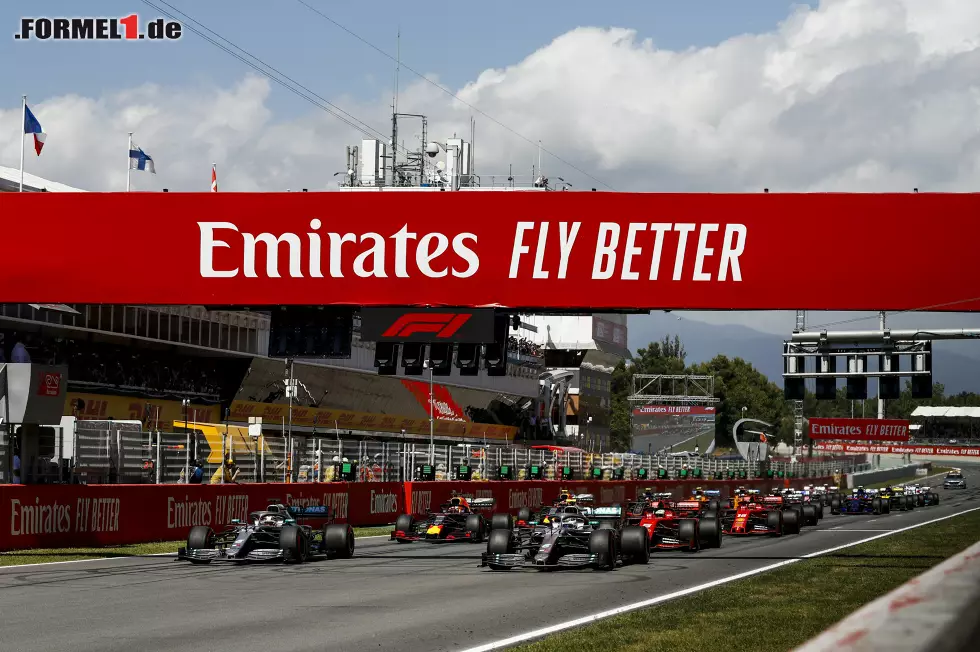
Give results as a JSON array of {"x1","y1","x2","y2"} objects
[
  {"x1": 0, "y1": 478, "x2": 832, "y2": 551},
  {"x1": 808, "y1": 418, "x2": 910, "y2": 442},
  {"x1": 2, "y1": 193, "x2": 980, "y2": 309},
  {"x1": 813, "y1": 443, "x2": 980, "y2": 457}
]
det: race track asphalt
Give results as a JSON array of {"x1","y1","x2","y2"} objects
[{"x1": 2, "y1": 466, "x2": 978, "y2": 652}]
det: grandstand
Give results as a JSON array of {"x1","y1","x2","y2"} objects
[{"x1": 910, "y1": 406, "x2": 980, "y2": 444}]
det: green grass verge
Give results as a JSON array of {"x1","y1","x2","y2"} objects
[
  {"x1": 511, "y1": 509, "x2": 980, "y2": 652},
  {"x1": 0, "y1": 525, "x2": 393, "y2": 567}
]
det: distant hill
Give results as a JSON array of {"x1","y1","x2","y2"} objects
[{"x1": 628, "y1": 313, "x2": 980, "y2": 394}]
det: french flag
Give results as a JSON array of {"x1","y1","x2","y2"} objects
[{"x1": 23, "y1": 103, "x2": 45, "y2": 155}]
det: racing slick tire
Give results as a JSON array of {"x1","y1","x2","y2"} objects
[
  {"x1": 702, "y1": 510, "x2": 718, "y2": 521},
  {"x1": 620, "y1": 526, "x2": 650, "y2": 565},
  {"x1": 813, "y1": 503, "x2": 824, "y2": 520},
  {"x1": 678, "y1": 518, "x2": 701, "y2": 552},
  {"x1": 707, "y1": 499, "x2": 722, "y2": 513},
  {"x1": 916, "y1": 494, "x2": 925, "y2": 507},
  {"x1": 699, "y1": 516, "x2": 723, "y2": 549},
  {"x1": 896, "y1": 495, "x2": 908, "y2": 511},
  {"x1": 881, "y1": 500, "x2": 891, "y2": 514},
  {"x1": 830, "y1": 498, "x2": 841, "y2": 515},
  {"x1": 932, "y1": 493, "x2": 940, "y2": 505},
  {"x1": 491, "y1": 513, "x2": 514, "y2": 532},
  {"x1": 782, "y1": 509, "x2": 801, "y2": 535},
  {"x1": 588, "y1": 529, "x2": 617, "y2": 571},
  {"x1": 516, "y1": 507, "x2": 533, "y2": 524},
  {"x1": 872, "y1": 498, "x2": 882, "y2": 515},
  {"x1": 802, "y1": 505, "x2": 818, "y2": 526},
  {"x1": 487, "y1": 528, "x2": 514, "y2": 555},
  {"x1": 187, "y1": 526, "x2": 214, "y2": 564},
  {"x1": 280, "y1": 525, "x2": 309, "y2": 562},
  {"x1": 465, "y1": 514, "x2": 486, "y2": 543},
  {"x1": 324, "y1": 524, "x2": 355, "y2": 559},
  {"x1": 394, "y1": 514, "x2": 415, "y2": 543},
  {"x1": 906, "y1": 496, "x2": 915, "y2": 511},
  {"x1": 766, "y1": 511, "x2": 783, "y2": 537}
]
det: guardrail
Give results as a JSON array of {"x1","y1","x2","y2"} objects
[
  {"x1": 794, "y1": 535, "x2": 980, "y2": 652},
  {"x1": 0, "y1": 476, "x2": 836, "y2": 551}
]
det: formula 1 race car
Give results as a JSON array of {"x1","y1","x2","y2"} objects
[
  {"x1": 481, "y1": 506, "x2": 649, "y2": 571},
  {"x1": 906, "y1": 484, "x2": 940, "y2": 506},
  {"x1": 719, "y1": 494, "x2": 801, "y2": 536},
  {"x1": 624, "y1": 497, "x2": 722, "y2": 551},
  {"x1": 511, "y1": 490, "x2": 595, "y2": 526},
  {"x1": 780, "y1": 489, "x2": 821, "y2": 525},
  {"x1": 880, "y1": 486, "x2": 916, "y2": 512},
  {"x1": 830, "y1": 488, "x2": 890, "y2": 515},
  {"x1": 178, "y1": 501, "x2": 355, "y2": 564},
  {"x1": 392, "y1": 495, "x2": 495, "y2": 543}
]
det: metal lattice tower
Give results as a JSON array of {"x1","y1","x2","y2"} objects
[{"x1": 793, "y1": 310, "x2": 806, "y2": 450}]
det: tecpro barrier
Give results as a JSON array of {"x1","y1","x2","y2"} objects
[{"x1": 0, "y1": 478, "x2": 832, "y2": 551}]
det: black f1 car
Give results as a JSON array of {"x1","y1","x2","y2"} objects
[
  {"x1": 480, "y1": 506, "x2": 649, "y2": 571},
  {"x1": 392, "y1": 495, "x2": 495, "y2": 543},
  {"x1": 177, "y1": 501, "x2": 355, "y2": 563}
]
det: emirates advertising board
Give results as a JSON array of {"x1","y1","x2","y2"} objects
[
  {"x1": 808, "y1": 418, "x2": 910, "y2": 442},
  {"x1": 3, "y1": 192, "x2": 980, "y2": 310}
]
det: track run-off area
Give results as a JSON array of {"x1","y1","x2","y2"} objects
[{"x1": 2, "y1": 465, "x2": 978, "y2": 652}]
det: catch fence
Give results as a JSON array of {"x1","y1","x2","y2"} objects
[{"x1": 7, "y1": 427, "x2": 869, "y2": 485}]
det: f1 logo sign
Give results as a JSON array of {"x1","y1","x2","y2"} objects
[
  {"x1": 360, "y1": 307, "x2": 496, "y2": 343},
  {"x1": 382, "y1": 313, "x2": 471, "y2": 338}
]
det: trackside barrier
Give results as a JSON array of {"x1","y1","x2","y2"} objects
[
  {"x1": 793, "y1": 537, "x2": 980, "y2": 652},
  {"x1": 0, "y1": 477, "x2": 833, "y2": 551},
  {"x1": 846, "y1": 463, "x2": 931, "y2": 489}
]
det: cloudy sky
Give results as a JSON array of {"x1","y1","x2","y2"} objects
[{"x1": 2, "y1": 0, "x2": 979, "y2": 341}]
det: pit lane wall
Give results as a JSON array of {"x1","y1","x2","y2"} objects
[
  {"x1": 0, "y1": 478, "x2": 832, "y2": 551},
  {"x1": 793, "y1": 535, "x2": 980, "y2": 652}
]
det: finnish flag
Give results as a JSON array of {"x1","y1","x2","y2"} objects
[{"x1": 129, "y1": 144, "x2": 156, "y2": 174}]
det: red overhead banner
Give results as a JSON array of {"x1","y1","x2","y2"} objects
[
  {"x1": 3, "y1": 192, "x2": 980, "y2": 309},
  {"x1": 808, "y1": 418, "x2": 910, "y2": 442}
]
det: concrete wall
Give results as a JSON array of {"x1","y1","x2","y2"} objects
[{"x1": 846, "y1": 462, "x2": 930, "y2": 489}]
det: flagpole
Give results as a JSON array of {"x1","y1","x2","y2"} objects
[
  {"x1": 19, "y1": 95, "x2": 26, "y2": 192},
  {"x1": 127, "y1": 132, "x2": 133, "y2": 192}
]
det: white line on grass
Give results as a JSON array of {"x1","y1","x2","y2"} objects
[{"x1": 458, "y1": 505, "x2": 980, "y2": 652}]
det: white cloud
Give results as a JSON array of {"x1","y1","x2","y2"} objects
[{"x1": 1, "y1": 0, "x2": 978, "y2": 342}]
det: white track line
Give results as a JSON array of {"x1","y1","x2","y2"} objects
[
  {"x1": 0, "y1": 533, "x2": 392, "y2": 570},
  {"x1": 458, "y1": 506, "x2": 980, "y2": 652}
]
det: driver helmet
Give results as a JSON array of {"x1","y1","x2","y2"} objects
[{"x1": 654, "y1": 509, "x2": 666, "y2": 518}]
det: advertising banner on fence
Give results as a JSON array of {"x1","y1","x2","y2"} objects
[
  {"x1": 814, "y1": 443, "x2": 980, "y2": 457},
  {"x1": 3, "y1": 193, "x2": 980, "y2": 310},
  {"x1": 67, "y1": 392, "x2": 218, "y2": 431},
  {"x1": 808, "y1": 418, "x2": 910, "y2": 442}
]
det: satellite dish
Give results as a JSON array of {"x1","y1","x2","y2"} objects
[
  {"x1": 425, "y1": 142, "x2": 441, "y2": 157},
  {"x1": 436, "y1": 161, "x2": 446, "y2": 171}
]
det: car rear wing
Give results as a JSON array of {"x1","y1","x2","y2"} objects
[
  {"x1": 674, "y1": 500, "x2": 703, "y2": 511},
  {"x1": 762, "y1": 496, "x2": 784, "y2": 505},
  {"x1": 572, "y1": 494, "x2": 595, "y2": 503},
  {"x1": 470, "y1": 498, "x2": 496, "y2": 510},
  {"x1": 703, "y1": 490, "x2": 722, "y2": 497},
  {"x1": 285, "y1": 505, "x2": 331, "y2": 518},
  {"x1": 590, "y1": 506, "x2": 623, "y2": 520}
]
